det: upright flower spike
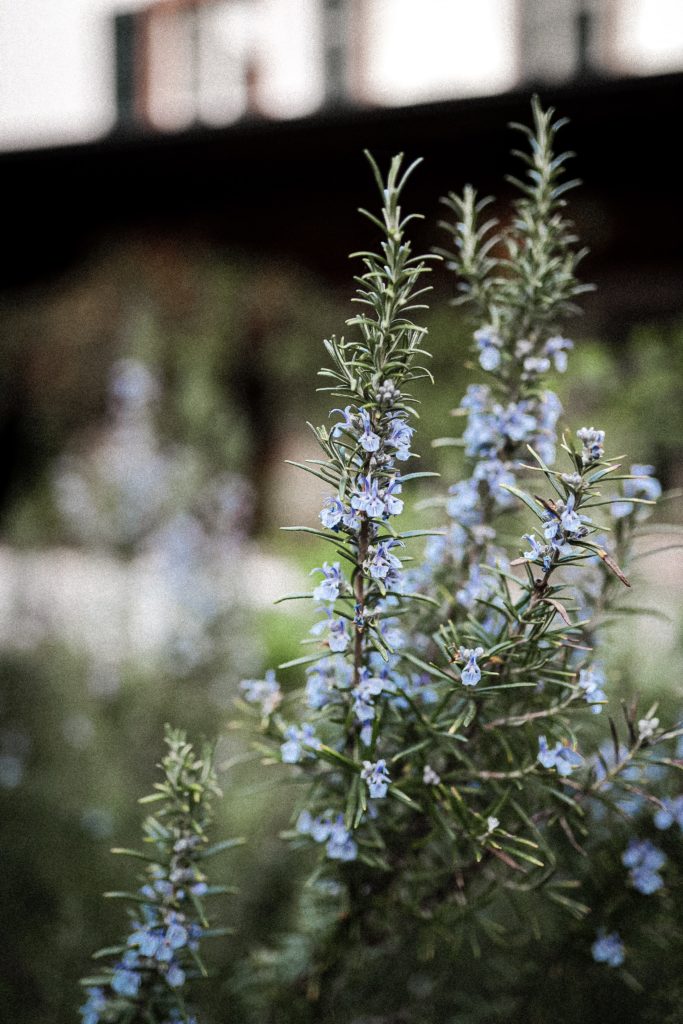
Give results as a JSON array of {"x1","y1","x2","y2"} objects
[
  {"x1": 418, "y1": 97, "x2": 593, "y2": 622},
  {"x1": 245, "y1": 151, "x2": 434, "y2": 857},
  {"x1": 78, "y1": 727, "x2": 241, "y2": 1024}
]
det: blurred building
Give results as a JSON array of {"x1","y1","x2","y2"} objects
[
  {"x1": 1, "y1": 3, "x2": 683, "y2": 357},
  {"x1": 1, "y1": 0, "x2": 683, "y2": 150}
]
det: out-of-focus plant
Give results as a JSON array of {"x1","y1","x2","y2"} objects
[
  {"x1": 79, "y1": 727, "x2": 241, "y2": 1024},
  {"x1": 52, "y1": 357, "x2": 254, "y2": 683},
  {"x1": 236, "y1": 103, "x2": 683, "y2": 1022}
]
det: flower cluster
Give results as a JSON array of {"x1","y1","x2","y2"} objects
[
  {"x1": 79, "y1": 728, "x2": 238, "y2": 1024},
  {"x1": 296, "y1": 810, "x2": 358, "y2": 861},
  {"x1": 622, "y1": 839, "x2": 666, "y2": 894}
]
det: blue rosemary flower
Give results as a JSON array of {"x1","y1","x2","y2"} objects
[
  {"x1": 385, "y1": 415, "x2": 415, "y2": 460},
  {"x1": 622, "y1": 839, "x2": 666, "y2": 894},
  {"x1": 382, "y1": 479, "x2": 404, "y2": 516},
  {"x1": 522, "y1": 356, "x2": 551, "y2": 376},
  {"x1": 578, "y1": 664, "x2": 607, "y2": 714},
  {"x1": 281, "y1": 723, "x2": 321, "y2": 764},
  {"x1": 361, "y1": 759, "x2": 391, "y2": 798},
  {"x1": 654, "y1": 795, "x2": 683, "y2": 832},
  {"x1": 577, "y1": 426, "x2": 605, "y2": 465},
  {"x1": 311, "y1": 561, "x2": 343, "y2": 603},
  {"x1": 543, "y1": 335, "x2": 573, "y2": 372},
  {"x1": 351, "y1": 475, "x2": 385, "y2": 518},
  {"x1": 111, "y1": 964, "x2": 141, "y2": 997},
  {"x1": 296, "y1": 810, "x2": 358, "y2": 861},
  {"x1": 305, "y1": 659, "x2": 349, "y2": 710},
  {"x1": 366, "y1": 540, "x2": 403, "y2": 585},
  {"x1": 474, "y1": 327, "x2": 503, "y2": 371},
  {"x1": 447, "y1": 479, "x2": 480, "y2": 526},
  {"x1": 591, "y1": 930, "x2": 624, "y2": 968},
  {"x1": 327, "y1": 616, "x2": 351, "y2": 653},
  {"x1": 326, "y1": 815, "x2": 359, "y2": 860},
  {"x1": 320, "y1": 496, "x2": 344, "y2": 529},
  {"x1": 358, "y1": 408, "x2": 381, "y2": 452},
  {"x1": 80, "y1": 987, "x2": 106, "y2": 1024},
  {"x1": 537, "y1": 736, "x2": 583, "y2": 776},
  {"x1": 352, "y1": 669, "x2": 385, "y2": 744},
  {"x1": 612, "y1": 464, "x2": 662, "y2": 519},
  {"x1": 458, "y1": 646, "x2": 484, "y2": 687},
  {"x1": 543, "y1": 494, "x2": 591, "y2": 548},
  {"x1": 522, "y1": 533, "x2": 552, "y2": 571},
  {"x1": 240, "y1": 669, "x2": 282, "y2": 716}
]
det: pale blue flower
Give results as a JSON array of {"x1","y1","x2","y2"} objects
[
  {"x1": 305, "y1": 660, "x2": 347, "y2": 709},
  {"x1": 361, "y1": 759, "x2": 391, "y2": 798},
  {"x1": 543, "y1": 335, "x2": 573, "y2": 373},
  {"x1": 281, "y1": 723, "x2": 320, "y2": 764},
  {"x1": 612, "y1": 464, "x2": 662, "y2": 520},
  {"x1": 351, "y1": 475, "x2": 385, "y2": 518},
  {"x1": 166, "y1": 963, "x2": 185, "y2": 988},
  {"x1": 80, "y1": 986, "x2": 107, "y2": 1024},
  {"x1": 537, "y1": 736, "x2": 583, "y2": 776},
  {"x1": 320, "y1": 496, "x2": 344, "y2": 529},
  {"x1": 578, "y1": 664, "x2": 607, "y2": 714},
  {"x1": 383, "y1": 479, "x2": 404, "y2": 516},
  {"x1": 367, "y1": 540, "x2": 403, "y2": 583},
  {"x1": 342, "y1": 506, "x2": 361, "y2": 532},
  {"x1": 497, "y1": 401, "x2": 537, "y2": 443},
  {"x1": 456, "y1": 564, "x2": 497, "y2": 610},
  {"x1": 473, "y1": 459, "x2": 516, "y2": 509},
  {"x1": 458, "y1": 646, "x2": 484, "y2": 687},
  {"x1": 577, "y1": 426, "x2": 605, "y2": 464},
  {"x1": 358, "y1": 408, "x2": 381, "y2": 452},
  {"x1": 331, "y1": 405, "x2": 356, "y2": 438},
  {"x1": 326, "y1": 814, "x2": 358, "y2": 860},
  {"x1": 240, "y1": 669, "x2": 282, "y2": 716},
  {"x1": 479, "y1": 345, "x2": 501, "y2": 371},
  {"x1": 447, "y1": 479, "x2": 480, "y2": 526},
  {"x1": 622, "y1": 839, "x2": 666, "y2": 894},
  {"x1": 460, "y1": 383, "x2": 491, "y2": 412},
  {"x1": 522, "y1": 533, "x2": 546, "y2": 562},
  {"x1": 474, "y1": 327, "x2": 502, "y2": 372},
  {"x1": 111, "y1": 966, "x2": 141, "y2": 997},
  {"x1": 591, "y1": 930, "x2": 624, "y2": 967},
  {"x1": 311, "y1": 561, "x2": 343, "y2": 603},
  {"x1": 325, "y1": 616, "x2": 350, "y2": 653},
  {"x1": 523, "y1": 356, "x2": 551, "y2": 375},
  {"x1": 296, "y1": 810, "x2": 357, "y2": 860},
  {"x1": 385, "y1": 415, "x2": 414, "y2": 460},
  {"x1": 654, "y1": 795, "x2": 683, "y2": 832}
]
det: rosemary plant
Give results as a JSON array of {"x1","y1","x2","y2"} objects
[
  {"x1": 240, "y1": 151, "x2": 437, "y2": 847},
  {"x1": 239, "y1": 103, "x2": 682, "y2": 1021},
  {"x1": 79, "y1": 727, "x2": 241, "y2": 1024}
]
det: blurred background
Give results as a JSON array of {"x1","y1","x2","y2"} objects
[{"x1": 1, "y1": 2, "x2": 682, "y2": 1022}]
